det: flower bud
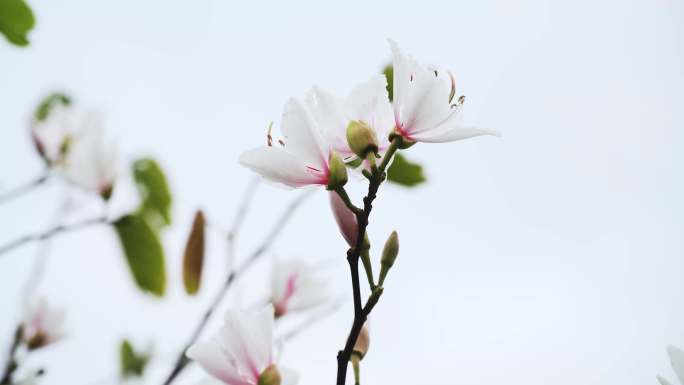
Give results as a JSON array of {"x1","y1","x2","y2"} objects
[
  {"x1": 346, "y1": 120, "x2": 379, "y2": 158},
  {"x1": 326, "y1": 151, "x2": 348, "y2": 190},
  {"x1": 378, "y1": 231, "x2": 399, "y2": 286},
  {"x1": 258, "y1": 364, "x2": 281, "y2": 385},
  {"x1": 329, "y1": 191, "x2": 358, "y2": 247},
  {"x1": 353, "y1": 324, "x2": 370, "y2": 359}
]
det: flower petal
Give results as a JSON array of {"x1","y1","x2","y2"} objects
[
  {"x1": 186, "y1": 340, "x2": 251, "y2": 385},
  {"x1": 305, "y1": 87, "x2": 351, "y2": 158},
  {"x1": 329, "y1": 191, "x2": 358, "y2": 247},
  {"x1": 222, "y1": 306, "x2": 274, "y2": 379},
  {"x1": 345, "y1": 75, "x2": 394, "y2": 152},
  {"x1": 238, "y1": 147, "x2": 325, "y2": 188},
  {"x1": 657, "y1": 375, "x2": 674, "y2": 385},
  {"x1": 667, "y1": 345, "x2": 684, "y2": 385},
  {"x1": 281, "y1": 98, "x2": 329, "y2": 171}
]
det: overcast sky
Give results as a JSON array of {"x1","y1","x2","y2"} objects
[{"x1": 1, "y1": 0, "x2": 684, "y2": 384}]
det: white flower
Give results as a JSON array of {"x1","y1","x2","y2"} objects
[
  {"x1": 30, "y1": 104, "x2": 83, "y2": 166},
  {"x1": 186, "y1": 306, "x2": 297, "y2": 385},
  {"x1": 21, "y1": 299, "x2": 65, "y2": 350},
  {"x1": 239, "y1": 98, "x2": 336, "y2": 189},
  {"x1": 388, "y1": 39, "x2": 498, "y2": 143},
  {"x1": 30, "y1": 104, "x2": 117, "y2": 198},
  {"x1": 271, "y1": 259, "x2": 331, "y2": 317},
  {"x1": 659, "y1": 345, "x2": 684, "y2": 385},
  {"x1": 329, "y1": 191, "x2": 358, "y2": 247},
  {"x1": 58, "y1": 116, "x2": 117, "y2": 199},
  {"x1": 305, "y1": 76, "x2": 394, "y2": 160}
]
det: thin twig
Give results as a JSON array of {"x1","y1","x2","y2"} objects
[
  {"x1": 0, "y1": 216, "x2": 110, "y2": 257},
  {"x1": 336, "y1": 139, "x2": 400, "y2": 385},
  {"x1": 0, "y1": 326, "x2": 23, "y2": 385},
  {"x1": 0, "y1": 172, "x2": 50, "y2": 207},
  {"x1": 280, "y1": 299, "x2": 345, "y2": 342},
  {"x1": 161, "y1": 188, "x2": 314, "y2": 385},
  {"x1": 21, "y1": 194, "x2": 72, "y2": 301}
]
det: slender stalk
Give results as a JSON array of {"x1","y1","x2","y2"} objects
[
  {"x1": 0, "y1": 216, "x2": 109, "y2": 257},
  {"x1": 161, "y1": 189, "x2": 313, "y2": 385},
  {"x1": 0, "y1": 326, "x2": 23, "y2": 385},
  {"x1": 335, "y1": 138, "x2": 399, "y2": 385},
  {"x1": 0, "y1": 172, "x2": 50, "y2": 207}
]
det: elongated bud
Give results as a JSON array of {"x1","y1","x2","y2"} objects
[
  {"x1": 353, "y1": 324, "x2": 370, "y2": 359},
  {"x1": 378, "y1": 231, "x2": 399, "y2": 286},
  {"x1": 326, "y1": 151, "x2": 348, "y2": 190},
  {"x1": 329, "y1": 191, "x2": 358, "y2": 246},
  {"x1": 346, "y1": 120, "x2": 379, "y2": 158},
  {"x1": 258, "y1": 364, "x2": 281, "y2": 385}
]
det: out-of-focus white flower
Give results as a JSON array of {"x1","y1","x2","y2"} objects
[
  {"x1": 30, "y1": 104, "x2": 84, "y2": 166},
  {"x1": 329, "y1": 191, "x2": 358, "y2": 247},
  {"x1": 388, "y1": 39, "x2": 498, "y2": 143},
  {"x1": 271, "y1": 259, "x2": 331, "y2": 318},
  {"x1": 57, "y1": 120, "x2": 117, "y2": 199},
  {"x1": 186, "y1": 306, "x2": 297, "y2": 385},
  {"x1": 30, "y1": 104, "x2": 117, "y2": 199},
  {"x1": 658, "y1": 345, "x2": 684, "y2": 385},
  {"x1": 21, "y1": 299, "x2": 65, "y2": 350},
  {"x1": 305, "y1": 76, "x2": 394, "y2": 160},
  {"x1": 239, "y1": 98, "x2": 339, "y2": 189}
]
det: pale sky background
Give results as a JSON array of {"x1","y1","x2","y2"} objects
[{"x1": 1, "y1": 0, "x2": 684, "y2": 384}]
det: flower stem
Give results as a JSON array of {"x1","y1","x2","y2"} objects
[
  {"x1": 336, "y1": 137, "x2": 401, "y2": 385},
  {"x1": 0, "y1": 216, "x2": 110, "y2": 257},
  {"x1": 0, "y1": 326, "x2": 23, "y2": 385},
  {"x1": 0, "y1": 172, "x2": 50, "y2": 207}
]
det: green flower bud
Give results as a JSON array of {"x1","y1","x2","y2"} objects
[
  {"x1": 258, "y1": 364, "x2": 281, "y2": 385},
  {"x1": 326, "y1": 151, "x2": 348, "y2": 191},
  {"x1": 378, "y1": 231, "x2": 399, "y2": 286},
  {"x1": 346, "y1": 120, "x2": 379, "y2": 158}
]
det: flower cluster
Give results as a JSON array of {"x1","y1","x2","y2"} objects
[{"x1": 238, "y1": 40, "x2": 497, "y2": 191}]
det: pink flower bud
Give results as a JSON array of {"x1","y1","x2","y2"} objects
[{"x1": 329, "y1": 191, "x2": 358, "y2": 247}]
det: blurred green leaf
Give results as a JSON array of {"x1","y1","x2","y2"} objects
[
  {"x1": 0, "y1": 0, "x2": 34, "y2": 47},
  {"x1": 387, "y1": 153, "x2": 426, "y2": 187},
  {"x1": 133, "y1": 158, "x2": 172, "y2": 229},
  {"x1": 382, "y1": 64, "x2": 393, "y2": 102},
  {"x1": 114, "y1": 214, "x2": 166, "y2": 296},
  {"x1": 119, "y1": 340, "x2": 150, "y2": 378},
  {"x1": 182, "y1": 210, "x2": 205, "y2": 295},
  {"x1": 34, "y1": 92, "x2": 71, "y2": 121}
]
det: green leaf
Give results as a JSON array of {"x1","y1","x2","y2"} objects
[
  {"x1": 387, "y1": 153, "x2": 426, "y2": 187},
  {"x1": 114, "y1": 214, "x2": 166, "y2": 296},
  {"x1": 133, "y1": 158, "x2": 172, "y2": 229},
  {"x1": 182, "y1": 210, "x2": 205, "y2": 295},
  {"x1": 382, "y1": 64, "x2": 394, "y2": 102},
  {"x1": 119, "y1": 340, "x2": 150, "y2": 378},
  {"x1": 34, "y1": 92, "x2": 71, "y2": 122},
  {"x1": 0, "y1": 0, "x2": 34, "y2": 47}
]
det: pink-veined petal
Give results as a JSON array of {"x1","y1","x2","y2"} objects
[
  {"x1": 238, "y1": 147, "x2": 325, "y2": 188},
  {"x1": 222, "y1": 306, "x2": 274, "y2": 379},
  {"x1": 186, "y1": 340, "x2": 251, "y2": 385},
  {"x1": 329, "y1": 191, "x2": 358, "y2": 247},
  {"x1": 281, "y1": 98, "x2": 330, "y2": 171},
  {"x1": 388, "y1": 39, "x2": 423, "y2": 123}
]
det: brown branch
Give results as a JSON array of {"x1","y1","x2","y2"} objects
[
  {"x1": 0, "y1": 326, "x2": 23, "y2": 385},
  {"x1": 0, "y1": 171, "x2": 50, "y2": 207},
  {"x1": 335, "y1": 139, "x2": 399, "y2": 385}
]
